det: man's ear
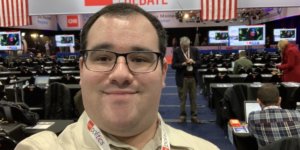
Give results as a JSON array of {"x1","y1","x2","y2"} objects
[
  {"x1": 257, "y1": 98, "x2": 264, "y2": 109},
  {"x1": 161, "y1": 58, "x2": 168, "y2": 88},
  {"x1": 79, "y1": 57, "x2": 84, "y2": 86},
  {"x1": 277, "y1": 97, "x2": 282, "y2": 106}
]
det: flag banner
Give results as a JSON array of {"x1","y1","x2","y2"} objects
[
  {"x1": 84, "y1": 0, "x2": 113, "y2": 6},
  {"x1": 0, "y1": 0, "x2": 32, "y2": 27},
  {"x1": 201, "y1": 0, "x2": 237, "y2": 21}
]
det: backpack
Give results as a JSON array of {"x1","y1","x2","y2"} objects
[{"x1": 0, "y1": 100, "x2": 39, "y2": 126}]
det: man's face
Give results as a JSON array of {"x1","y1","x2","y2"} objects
[
  {"x1": 250, "y1": 29, "x2": 256, "y2": 37},
  {"x1": 80, "y1": 14, "x2": 168, "y2": 137}
]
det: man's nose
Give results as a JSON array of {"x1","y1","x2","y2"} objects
[{"x1": 108, "y1": 57, "x2": 133, "y2": 86}]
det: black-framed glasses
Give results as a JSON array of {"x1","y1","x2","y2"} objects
[{"x1": 80, "y1": 50, "x2": 161, "y2": 73}]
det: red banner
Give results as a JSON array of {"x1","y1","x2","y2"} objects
[{"x1": 84, "y1": 0, "x2": 113, "y2": 6}]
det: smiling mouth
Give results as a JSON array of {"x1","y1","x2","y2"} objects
[{"x1": 103, "y1": 91, "x2": 138, "y2": 95}]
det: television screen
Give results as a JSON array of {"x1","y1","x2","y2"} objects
[
  {"x1": 209, "y1": 31, "x2": 229, "y2": 44},
  {"x1": 229, "y1": 24, "x2": 266, "y2": 46},
  {"x1": 0, "y1": 31, "x2": 21, "y2": 50},
  {"x1": 55, "y1": 34, "x2": 75, "y2": 47},
  {"x1": 273, "y1": 28, "x2": 296, "y2": 42}
]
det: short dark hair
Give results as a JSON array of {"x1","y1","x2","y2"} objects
[
  {"x1": 80, "y1": 3, "x2": 166, "y2": 58},
  {"x1": 257, "y1": 83, "x2": 280, "y2": 106}
]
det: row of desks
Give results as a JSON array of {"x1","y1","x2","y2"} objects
[
  {"x1": 200, "y1": 74, "x2": 274, "y2": 96},
  {"x1": 0, "y1": 70, "x2": 79, "y2": 77}
]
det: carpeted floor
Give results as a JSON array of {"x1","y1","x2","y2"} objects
[{"x1": 159, "y1": 67, "x2": 235, "y2": 150}]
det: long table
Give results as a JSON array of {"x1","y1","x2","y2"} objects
[{"x1": 201, "y1": 74, "x2": 273, "y2": 97}]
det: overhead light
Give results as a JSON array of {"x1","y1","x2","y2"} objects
[{"x1": 30, "y1": 33, "x2": 38, "y2": 39}]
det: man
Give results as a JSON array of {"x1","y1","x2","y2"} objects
[
  {"x1": 15, "y1": 3, "x2": 218, "y2": 150},
  {"x1": 171, "y1": 36, "x2": 201, "y2": 123},
  {"x1": 248, "y1": 84, "x2": 300, "y2": 147},
  {"x1": 233, "y1": 50, "x2": 253, "y2": 74}
]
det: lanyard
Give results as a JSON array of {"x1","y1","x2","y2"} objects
[
  {"x1": 181, "y1": 48, "x2": 190, "y2": 60},
  {"x1": 86, "y1": 115, "x2": 171, "y2": 150}
]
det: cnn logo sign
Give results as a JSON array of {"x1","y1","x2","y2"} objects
[{"x1": 67, "y1": 15, "x2": 79, "y2": 27}]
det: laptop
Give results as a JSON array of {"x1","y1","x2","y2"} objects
[
  {"x1": 34, "y1": 76, "x2": 50, "y2": 88},
  {"x1": 244, "y1": 101, "x2": 261, "y2": 123}
]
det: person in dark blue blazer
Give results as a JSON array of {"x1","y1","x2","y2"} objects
[{"x1": 171, "y1": 36, "x2": 201, "y2": 123}]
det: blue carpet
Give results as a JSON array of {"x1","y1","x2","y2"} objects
[{"x1": 160, "y1": 67, "x2": 235, "y2": 150}]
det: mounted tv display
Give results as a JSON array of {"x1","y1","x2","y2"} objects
[
  {"x1": 273, "y1": 28, "x2": 296, "y2": 42},
  {"x1": 209, "y1": 31, "x2": 229, "y2": 44},
  {"x1": 229, "y1": 24, "x2": 266, "y2": 46},
  {"x1": 55, "y1": 34, "x2": 75, "y2": 47},
  {"x1": 0, "y1": 31, "x2": 21, "y2": 50}
]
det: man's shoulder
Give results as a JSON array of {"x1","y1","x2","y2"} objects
[
  {"x1": 15, "y1": 131, "x2": 63, "y2": 150},
  {"x1": 250, "y1": 109, "x2": 300, "y2": 120},
  {"x1": 165, "y1": 124, "x2": 219, "y2": 150}
]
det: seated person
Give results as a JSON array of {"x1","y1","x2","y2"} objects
[
  {"x1": 50, "y1": 67, "x2": 63, "y2": 76},
  {"x1": 270, "y1": 69, "x2": 282, "y2": 83},
  {"x1": 19, "y1": 67, "x2": 33, "y2": 77},
  {"x1": 213, "y1": 73, "x2": 231, "y2": 83},
  {"x1": 60, "y1": 74, "x2": 77, "y2": 84},
  {"x1": 244, "y1": 72, "x2": 262, "y2": 83},
  {"x1": 233, "y1": 50, "x2": 253, "y2": 74},
  {"x1": 36, "y1": 66, "x2": 49, "y2": 76},
  {"x1": 248, "y1": 84, "x2": 300, "y2": 147},
  {"x1": 5, "y1": 75, "x2": 18, "y2": 84}
]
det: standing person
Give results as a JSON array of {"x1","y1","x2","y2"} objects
[
  {"x1": 171, "y1": 36, "x2": 201, "y2": 123},
  {"x1": 233, "y1": 50, "x2": 253, "y2": 74},
  {"x1": 45, "y1": 40, "x2": 51, "y2": 56},
  {"x1": 248, "y1": 83, "x2": 300, "y2": 147},
  {"x1": 276, "y1": 39, "x2": 300, "y2": 82},
  {"x1": 15, "y1": 3, "x2": 219, "y2": 150}
]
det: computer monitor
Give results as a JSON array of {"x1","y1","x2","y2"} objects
[
  {"x1": 244, "y1": 101, "x2": 261, "y2": 123},
  {"x1": 55, "y1": 34, "x2": 75, "y2": 47},
  {"x1": 228, "y1": 24, "x2": 266, "y2": 46},
  {"x1": 273, "y1": 28, "x2": 296, "y2": 42},
  {"x1": 0, "y1": 31, "x2": 22, "y2": 50},
  {"x1": 34, "y1": 76, "x2": 50, "y2": 87}
]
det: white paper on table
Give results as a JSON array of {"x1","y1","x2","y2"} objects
[{"x1": 25, "y1": 122, "x2": 55, "y2": 129}]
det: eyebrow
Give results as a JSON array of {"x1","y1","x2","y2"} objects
[
  {"x1": 89, "y1": 43, "x2": 157, "y2": 53},
  {"x1": 90, "y1": 43, "x2": 113, "y2": 50}
]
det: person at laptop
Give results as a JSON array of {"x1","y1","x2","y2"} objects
[{"x1": 248, "y1": 83, "x2": 300, "y2": 147}]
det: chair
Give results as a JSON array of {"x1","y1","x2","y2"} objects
[
  {"x1": 244, "y1": 73, "x2": 263, "y2": 83},
  {"x1": 259, "y1": 137, "x2": 300, "y2": 150},
  {"x1": 290, "y1": 87, "x2": 300, "y2": 109},
  {"x1": 269, "y1": 74, "x2": 282, "y2": 83},
  {"x1": 73, "y1": 90, "x2": 84, "y2": 118},
  {"x1": 0, "y1": 135, "x2": 17, "y2": 150},
  {"x1": 213, "y1": 74, "x2": 231, "y2": 83},
  {"x1": 44, "y1": 82, "x2": 73, "y2": 119},
  {"x1": 218, "y1": 84, "x2": 248, "y2": 127},
  {"x1": 60, "y1": 74, "x2": 78, "y2": 84},
  {"x1": 23, "y1": 85, "x2": 45, "y2": 118},
  {"x1": 238, "y1": 68, "x2": 246, "y2": 74}
]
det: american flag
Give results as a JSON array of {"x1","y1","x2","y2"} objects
[
  {"x1": 201, "y1": 0, "x2": 237, "y2": 21},
  {"x1": 0, "y1": 0, "x2": 32, "y2": 27}
]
